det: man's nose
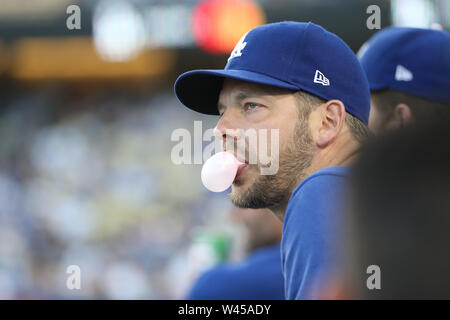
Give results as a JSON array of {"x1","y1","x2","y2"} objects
[{"x1": 213, "y1": 109, "x2": 242, "y2": 143}]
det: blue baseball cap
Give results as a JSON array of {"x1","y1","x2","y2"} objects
[
  {"x1": 174, "y1": 21, "x2": 371, "y2": 124},
  {"x1": 358, "y1": 26, "x2": 450, "y2": 105}
]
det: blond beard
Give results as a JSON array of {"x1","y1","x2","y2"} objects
[{"x1": 230, "y1": 117, "x2": 314, "y2": 210}]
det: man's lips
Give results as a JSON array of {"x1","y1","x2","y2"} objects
[
  {"x1": 225, "y1": 150, "x2": 249, "y2": 182},
  {"x1": 234, "y1": 163, "x2": 249, "y2": 181},
  {"x1": 229, "y1": 152, "x2": 248, "y2": 165}
]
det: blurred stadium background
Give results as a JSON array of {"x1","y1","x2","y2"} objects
[{"x1": 0, "y1": 0, "x2": 448, "y2": 299}]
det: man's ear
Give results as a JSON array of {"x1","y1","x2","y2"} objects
[
  {"x1": 316, "y1": 100, "x2": 346, "y2": 148},
  {"x1": 384, "y1": 103, "x2": 413, "y2": 130},
  {"x1": 394, "y1": 103, "x2": 414, "y2": 127}
]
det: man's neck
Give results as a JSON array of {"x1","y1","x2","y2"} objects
[
  {"x1": 300, "y1": 131, "x2": 360, "y2": 183},
  {"x1": 271, "y1": 134, "x2": 361, "y2": 222},
  {"x1": 269, "y1": 168, "x2": 309, "y2": 221}
]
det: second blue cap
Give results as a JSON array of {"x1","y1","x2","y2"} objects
[{"x1": 359, "y1": 27, "x2": 450, "y2": 105}]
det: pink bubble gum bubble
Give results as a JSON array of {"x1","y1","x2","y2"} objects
[{"x1": 201, "y1": 151, "x2": 245, "y2": 192}]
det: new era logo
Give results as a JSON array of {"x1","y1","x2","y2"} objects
[
  {"x1": 313, "y1": 70, "x2": 330, "y2": 86},
  {"x1": 395, "y1": 65, "x2": 413, "y2": 81}
]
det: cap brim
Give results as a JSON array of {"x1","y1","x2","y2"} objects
[{"x1": 174, "y1": 69, "x2": 299, "y2": 115}]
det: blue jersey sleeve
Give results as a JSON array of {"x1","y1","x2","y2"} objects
[{"x1": 281, "y1": 169, "x2": 348, "y2": 299}]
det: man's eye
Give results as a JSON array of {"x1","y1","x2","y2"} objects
[{"x1": 244, "y1": 103, "x2": 260, "y2": 112}]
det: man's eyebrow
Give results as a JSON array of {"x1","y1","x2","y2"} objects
[
  {"x1": 217, "y1": 86, "x2": 281, "y2": 113},
  {"x1": 217, "y1": 92, "x2": 251, "y2": 114}
]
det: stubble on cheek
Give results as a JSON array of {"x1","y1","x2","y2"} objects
[{"x1": 228, "y1": 118, "x2": 315, "y2": 210}]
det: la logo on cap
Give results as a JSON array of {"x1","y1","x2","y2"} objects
[
  {"x1": 395, "y1": 65, "x2": 413, "y2": 81},
  {"x1": 228, "y1": 33, "x2": 248, "y2": 62},
  {"x1": 313, "y1": 70, "x2": 330, "y2": 86}
]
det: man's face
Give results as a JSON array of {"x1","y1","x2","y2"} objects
[{"x1": 215, "y1": 79, "x2": 315, "y2": 210}]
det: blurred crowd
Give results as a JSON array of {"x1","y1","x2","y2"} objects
[
  {"x1": 0, "y1": 0, "x2": 448, "y2": 301},
  {"x1": 0, "y1": 85, "x2": 250, "y2": 299}
]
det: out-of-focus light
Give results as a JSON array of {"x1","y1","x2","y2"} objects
[
  {"x1": 391, "y1": 0, "x2": 435, "y2": 28},
  {"x1": 430, "y1": 23, "x2": 444, "y2": 30},
  {"x1": 10, "y1": 37, "x2": 175, "y2": 80},
  {"x1": 191, "y1": 0, "x2": 266, "y2": 54},
  {"x1": 144, "y1": 5, "x2": 193, "y2": 48},
  {"x1": 93, "y1": 0, "x2": 146, "y2": 62}
]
